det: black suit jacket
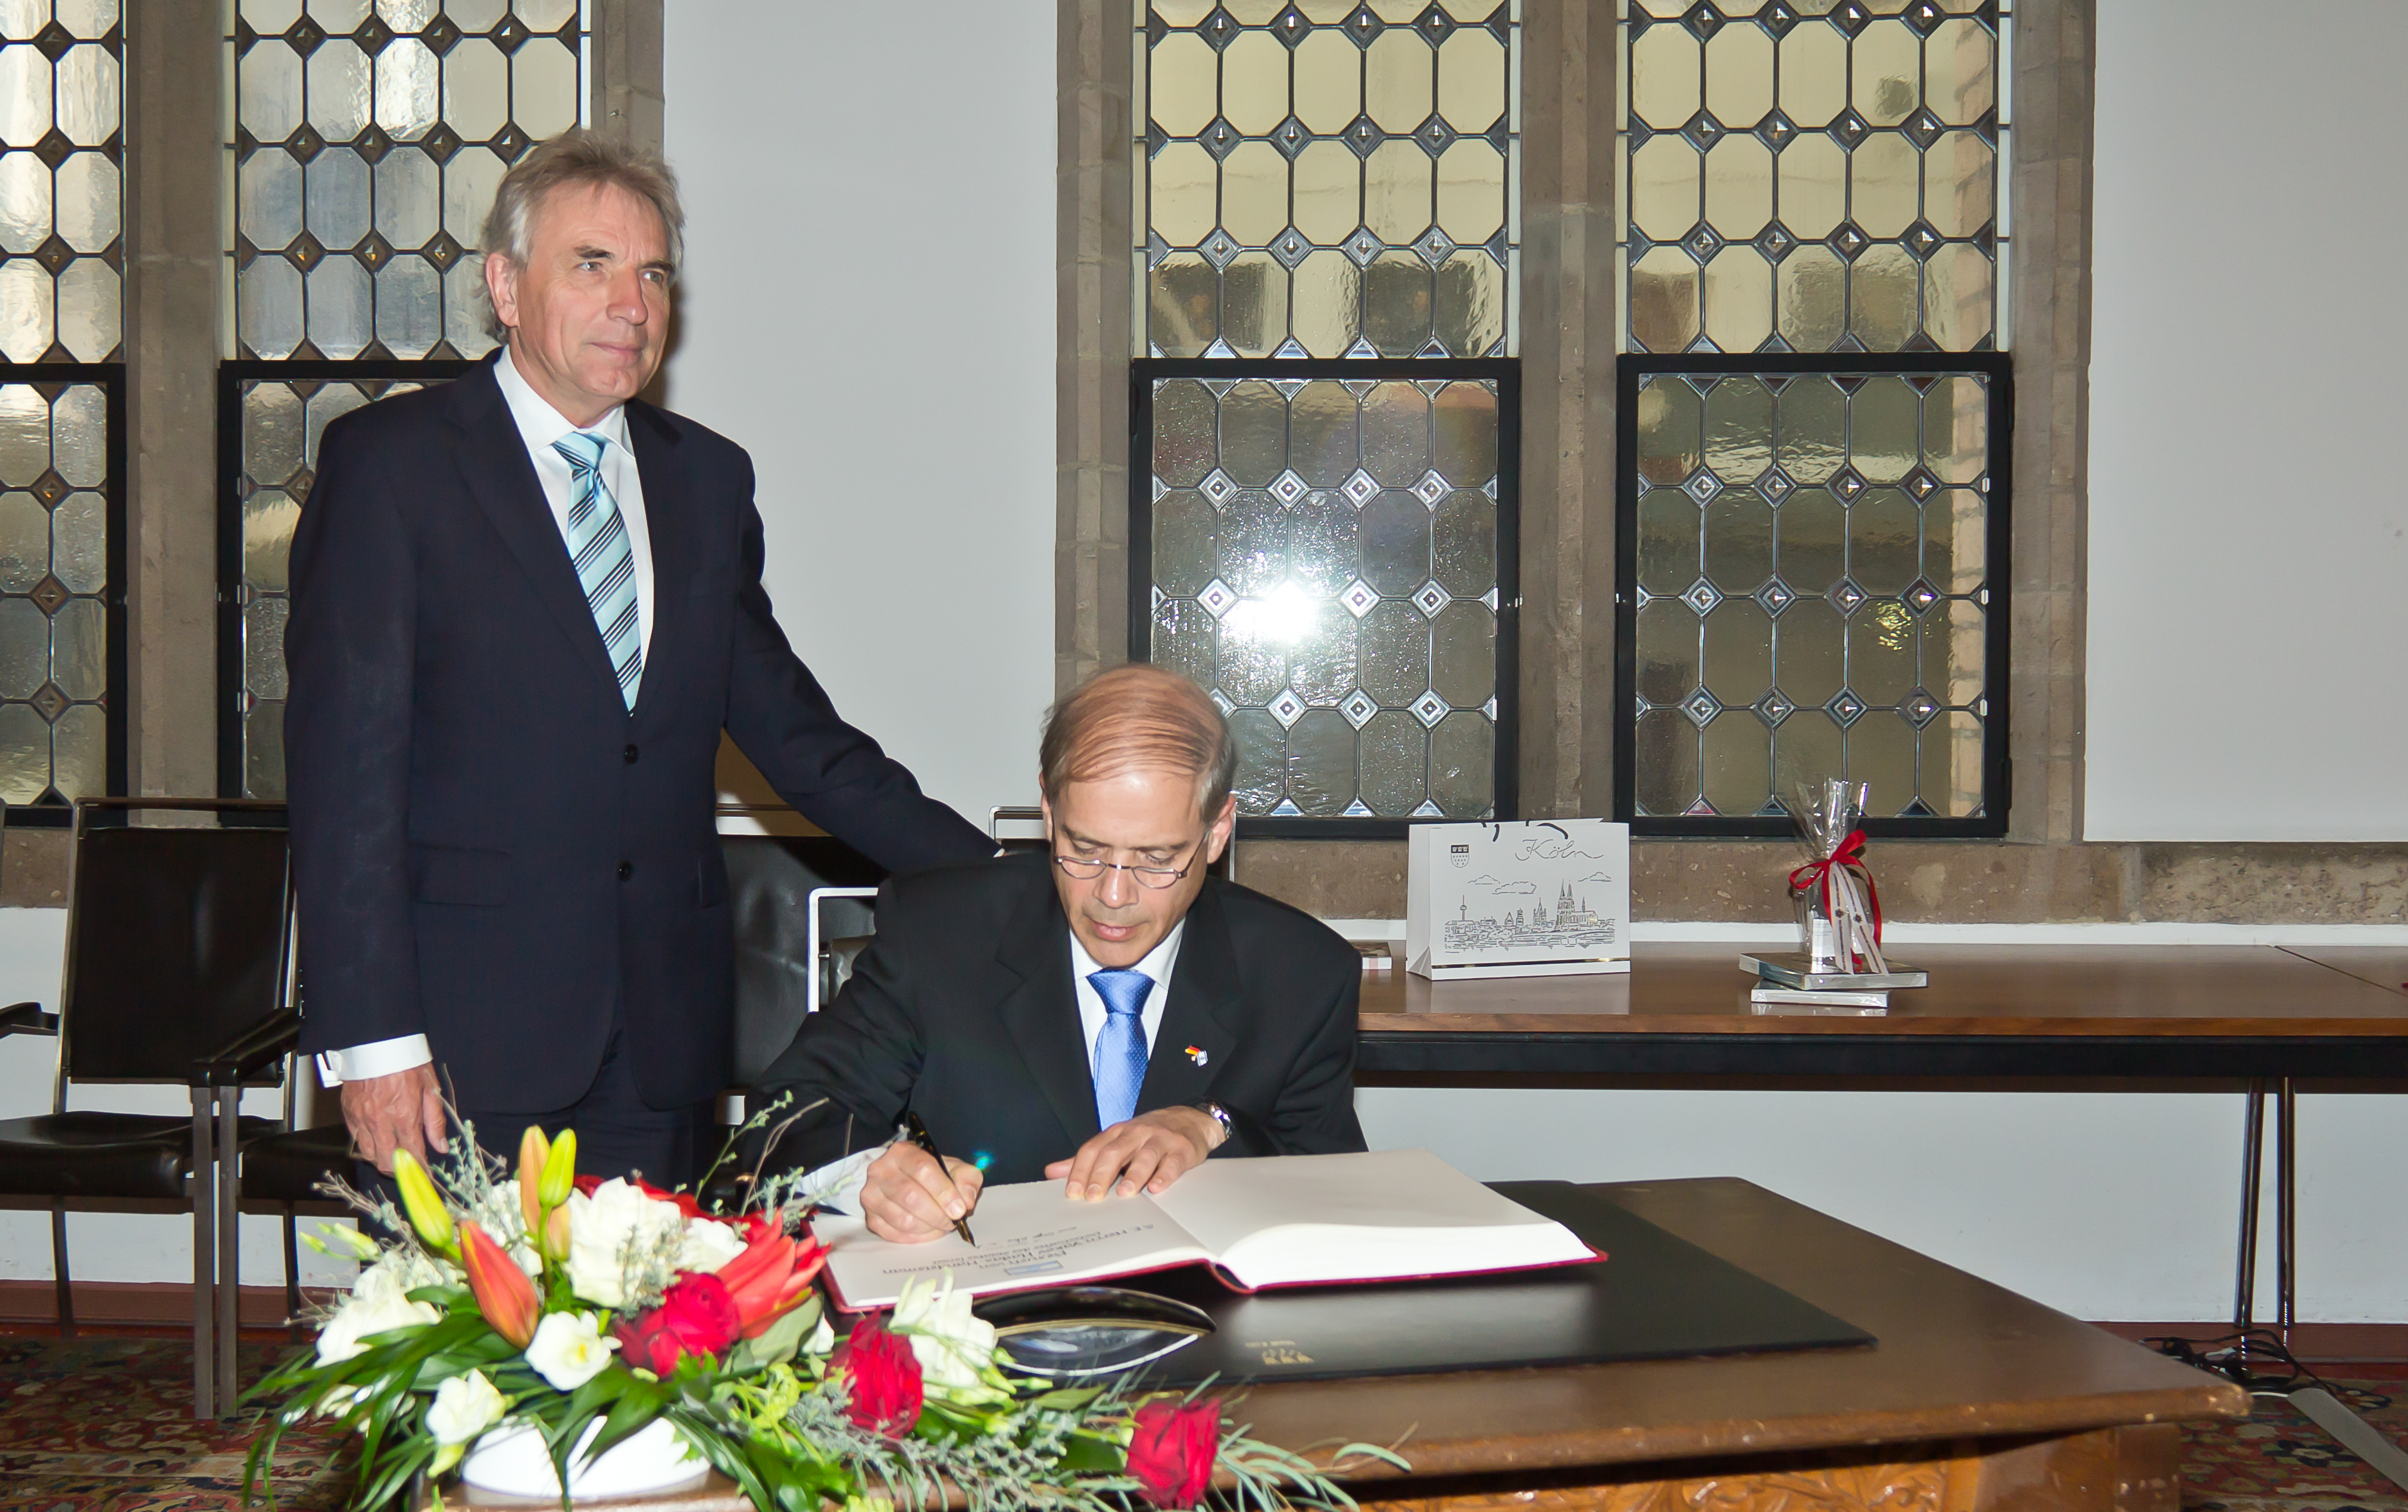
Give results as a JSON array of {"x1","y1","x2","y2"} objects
[
  {"x1": 285, "y1": 355, "x2": 993, "y2": 1112},
  {"x1": 749, "y1": 853, "x2": 1367, "y2": 1186}
]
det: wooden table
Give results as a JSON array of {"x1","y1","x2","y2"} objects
[
  {"x1": 1355, "y1": 942, "x2": 2408, "y2": 1077},
  {"x1": 1356, "y1": 942, "x2": 2408, "y2": 1338},
  {"x1": 444, "y1": 1178, "x2": 2244, "y2": 1512}
]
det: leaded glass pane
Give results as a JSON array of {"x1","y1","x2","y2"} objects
[
  {"x1": 0, "y1": 18, "x2": 123, "y2": 365},
  {"x1": 1616, "y1": 0, "x2": 2010, "y2": 356},
  {"x1": 1625, "y1": 368, "x2": 1994, "y2": 824},
  {"x1": 1148, "y1": 374, "x2": 1503, "y2": 819},
  {"x1": 0, "y1": 382, "x2": 113, "y2": 804},
  {"x1": 1136, "y1": 3, "x2": 1520, "y2": 360},
  {"x1": 227, "y1": 1, "x2": 590, "y2": 361},
  {"x1": 230, "y1": 375, "x2": 435, "y2": 797}
]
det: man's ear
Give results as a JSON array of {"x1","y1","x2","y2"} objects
[
  {"x1": 483, "y1": 249, "x2": 519, "y2": 330},
  {"x1": 1203, "y1": 794, "x2": 1236, "y2": 861}
]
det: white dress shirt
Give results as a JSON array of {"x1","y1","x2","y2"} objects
[
  {"x1": 1068, "y1": 919, "x2": 1185, "y2": 1080},
  {"x1": 318, "y1": 347, "x2": 656, "y2": 1086}
]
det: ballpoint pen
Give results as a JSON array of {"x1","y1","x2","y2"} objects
[{"x1": 903, "y1": 1111, "x2": 976, "y2": 1247}]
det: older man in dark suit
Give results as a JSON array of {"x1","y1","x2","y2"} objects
[
  {"x1": 286, "y1": 131, "x2": 992, "y2": 1191},
  {"x1": 750, "y1": 665, "x2": 1367, "y2": 1242}
]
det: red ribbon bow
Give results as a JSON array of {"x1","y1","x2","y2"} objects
[{"x1": 1787, "y1": 827, "x2": 1884, "y2": 966}]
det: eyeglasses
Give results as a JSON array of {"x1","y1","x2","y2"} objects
[{"x1": 1051, "y1": 838, "x2": 1204, "y2": 891}]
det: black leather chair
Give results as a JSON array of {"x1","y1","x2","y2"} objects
[
  {"x1": 0, "y1": 798, "x2": 293, "y2": 1418},
  {"x1": 700, "y1": 811, "x2": 886, "y2": 1207}
]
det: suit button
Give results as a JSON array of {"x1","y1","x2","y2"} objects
[
  {"x1": 623, "y1": 743, "x2": 639, "y2": 764},
  {"x1": 617, "y1": 861, "x2": 634, "y2": 881}
]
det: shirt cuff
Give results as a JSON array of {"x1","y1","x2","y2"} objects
[{"x1": 316, "y1": 1034, "x2": 433, "y2": 1086}]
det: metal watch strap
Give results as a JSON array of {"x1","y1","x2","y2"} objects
[{"x1": 1194, "y1": 1100, "x2": 1232, "y2": 1147}]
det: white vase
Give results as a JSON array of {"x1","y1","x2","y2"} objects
[{"x1": 459, "y1": 1416, "x2": 708, "y2": 1500}]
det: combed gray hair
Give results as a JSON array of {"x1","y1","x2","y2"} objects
[{"x1": 479, "y1": 129, "x2": 685, "y2": 340}]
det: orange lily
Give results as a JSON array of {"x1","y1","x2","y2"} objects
[
  {"x1": 458, "y1": 1220, "x2": 540, "y2": 1348},
  {"x1": 711, "y1": 1211, "x2": 830, "y2": 1339}
]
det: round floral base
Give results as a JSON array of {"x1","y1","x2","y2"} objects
[{"x1": 461, "y1": 1417, "x2": 706, "y2": 1499}]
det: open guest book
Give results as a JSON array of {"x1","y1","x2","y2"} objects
[{"x1": 811, "y1": 1149, "x2": 1603, "y2": 1311}]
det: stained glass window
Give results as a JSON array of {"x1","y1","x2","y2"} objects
[
  {"x1": 0, "y1": 380, "x2": 115, "y2": 807},
  {"x1": 0, "y1": 3, "x2": 123, "y2": 813},
  {"x1": 1615, "y1": 1, "x2": 2009, "y2": 835},
  {"x1": 229, "y1": 0, "x2": 585, "y2": 363},
  {"x1": 1618, "y1": 0, "x2": 2007, "y2": 357},
  {"x1": 221, "y1": 1, "x2": 585, "y2": 799},
  {"x1": 1135, "y1": 2, "x2": 1520, "y2": 830},
  {"x1": 1620, "y1": 360, "x2": 2003, "y2": 828}
]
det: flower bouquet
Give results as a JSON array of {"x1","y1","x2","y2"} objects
[{"x1": 243, "y1": 1119, "x2": 1402, "y2": 1511}]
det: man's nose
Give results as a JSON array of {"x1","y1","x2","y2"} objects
[
  {"x1": 1095, "y1": 864, "x2": 1139, "y2": 909},
  {"x1": 606, "y1": 268, "x2": 651, "y2": 321}
]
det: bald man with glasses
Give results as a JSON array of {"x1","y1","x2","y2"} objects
[{"x1": 747, "y1": 666, "x2": 1367, "y2": 1243}]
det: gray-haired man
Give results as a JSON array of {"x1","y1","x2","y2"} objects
[{"x1": 286, "y1": 130, "x2": 992, "y2": 1192}]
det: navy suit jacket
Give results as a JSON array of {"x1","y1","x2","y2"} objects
[
  {"x1": 748, "y1": 853, "x2": 1367, "y2": 1186},
  {"x1": 285, "y1": 354, "x2": 993, "y2": 1112}
]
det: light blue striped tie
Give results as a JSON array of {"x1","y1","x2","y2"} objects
[
  {"x1": 551, "y1": 430, "x2": 642, "y2": 710},
  {"x1": 1089, "y1": 969, "x2": 1153, "y2": 1130}
]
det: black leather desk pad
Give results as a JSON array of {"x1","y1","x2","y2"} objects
[{"x1": 1129, "y1": 1181, "x2": 1874, "y2": 1385}]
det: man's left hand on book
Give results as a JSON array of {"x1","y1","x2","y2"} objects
[
  {"x1": 1047, "y1": 1107, "x2": 1226, "y2": 1203},
  {"x1": 861, "y1": 1144, "x2": 986, "y2": 1244}
]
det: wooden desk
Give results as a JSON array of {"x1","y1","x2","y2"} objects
[
  {"x1": 2279, "y1": 945, "x2": 2408, "y2": 998},
  {"x1": 1241, "y1": 1177, "x2": 2244, "y2": 1512},
  {"x1": 445, "y1": 1179, "x2": 2240, "y2": 1512},
  {"x1": 1356, "y1": 942, "x2": 2408, "y2": 1076}
]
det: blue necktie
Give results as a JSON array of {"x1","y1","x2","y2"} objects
[
  {"x1": 1089, "y1": 969, "x2": 1153, "y2": 1130},
  {"x1": 551, "y1": 430, "x2": 643, "y2": 710}
]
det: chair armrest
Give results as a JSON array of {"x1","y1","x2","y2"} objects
[
  {"x1": 193, "y1": 1006, "x2": 302, "y2": 1086},
  {"x1": 0, "y1": 1001, "x2": 56, "y2": 1037}
]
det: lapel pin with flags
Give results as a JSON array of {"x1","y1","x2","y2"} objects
[{"x1": 1185, "y1": 1045, "x2": 1208, "y2": 1067}]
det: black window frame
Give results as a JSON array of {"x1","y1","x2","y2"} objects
[
  {"x1": 1612, "y1": 349, "x2": 2013, "y2": 839},
  {"x1": 0, "y1": 362, "x2": 127, "y2": 826}
]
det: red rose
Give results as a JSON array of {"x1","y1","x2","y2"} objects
[
  {"x1": 614, "y1": 1272, "x2": 742, "y2": 1374},
  {"x1": 1127, "y1": 1398, "x2": 1220, "y2": 1508},
  {"x1": 829, "y1": 1316, "x2": 922, "y2": 1437}
]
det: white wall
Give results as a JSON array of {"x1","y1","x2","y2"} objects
[
  {"x1": 2087, "y1": 0, "x2": 2408, "y2": 840},
  {"x1": 662, "y1": 4, "x2": 1057, "y2": 829}
]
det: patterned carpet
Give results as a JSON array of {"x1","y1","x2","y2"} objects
[
  {"x1": 2183, "y1": 1364, "x2": 2408, "y2": 1512},
  {"x1": 0, "y1": 1335, "x2": 2404, "y2": 1511},
  {"x1": 0, "y1": 1334, "x2": 354, "y2": 1511}
]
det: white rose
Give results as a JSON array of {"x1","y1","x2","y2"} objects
[
  {"x1": 314, "y1": 1249, "x2": 444, "y2": 1365},
  {"x1": 426, "y1": 1368, "x2": 505, "y2": 1447},
  {"x1": 524, "y1": 1310, "x2": 620, "y2": 1391},
  {"x1": 805, "y1": 1310, "x2": 836, "y2": 1357},
  {"x1": 563, "y1": 1179, "x2": 685, "y2": 1308},
  {"x1": 677, "y1": 1216, "x2": 747, "y2": 1274},
  {"x1": 889, "y1": 1272, "x2": 997, "y2": 1391}
]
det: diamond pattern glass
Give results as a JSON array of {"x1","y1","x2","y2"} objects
[
  {"x1": 0, "y1": 382, "x2": 111, "y2": 805},
  {"x1": 0, "y1": 14, "x2": 123, "y2": 364},
  {"x1": 229, "y1": 1, "x2": 589, "y2": 360},
  {"x1": 230, "y1": 374, "x2": 438, "y2": 797},
  {"x1": 1150, "y1": 374, "x2": 1501, "y2": 819},
  {"x1": 1137, "y1": 2, "x2": 1519, "y2": 359},
  {"x1": 1626, "y1": 367, "x2": 1994, "y2": 823},
  {"x1": 1617, "y1": 0, "x2": 2009, "y2": 355}
]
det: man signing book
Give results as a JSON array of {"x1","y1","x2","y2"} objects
[{"x1": 748, "y1": 665, "x2": 1367, "y2": 1242}]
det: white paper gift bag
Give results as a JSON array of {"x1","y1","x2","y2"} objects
[{"x1": 1406, "y1": 820, "x2": 1631, "y2": 980}]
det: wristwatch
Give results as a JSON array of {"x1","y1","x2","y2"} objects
[{"x1": 1192, "y1": 1100, "x2": 1232, "y2": 1149}]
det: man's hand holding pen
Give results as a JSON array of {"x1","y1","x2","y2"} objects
[{"x1": 860, "y1": 1138, "x2": 985, "y2": 1245}]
